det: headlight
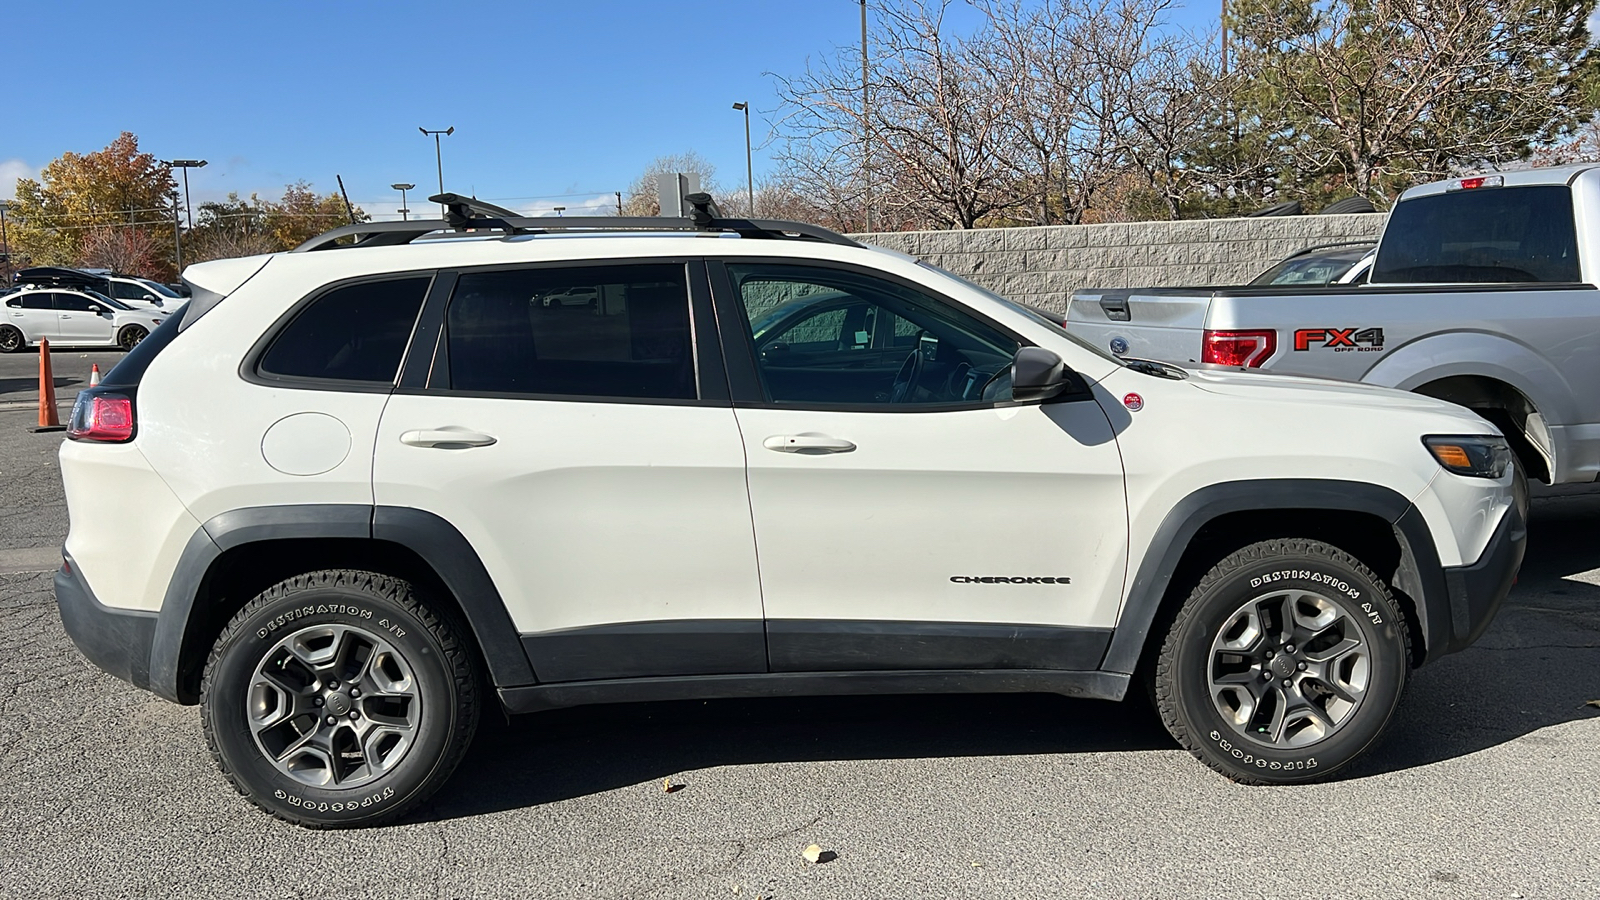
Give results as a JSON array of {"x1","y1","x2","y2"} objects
[{"x1": 1423, "y1": 435, "x2": 1513, "y2": 479}]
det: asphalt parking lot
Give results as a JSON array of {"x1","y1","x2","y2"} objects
[{"x1": 0, "y1": 347, "x2": 1597, "y2": 898}]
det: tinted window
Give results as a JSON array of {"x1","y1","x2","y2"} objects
[
  {"x1": 111, "y1": 282, "x2": 148, "y2": 300},
  {"x1": 259, "y1": 276, "x2": 430, "y2": 383},
  {"x1": 55, "y1": 293, "x2": 107, "y2": 312},
  {"x1": 446, "y1": 264, "x2": 695, "y2": 399},
  {"x1": 19, "y1": 293, "x2": 52, "y2": 310},
  {"x1": 727, "y1": 263, "x2": 1019, "y2": 405},
  {"x1": 1373, "y1": 186, "x2": 1580, "y2": 283}
]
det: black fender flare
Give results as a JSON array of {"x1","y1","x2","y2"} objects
[
  {"x1": 148, "y1": 504, "x2": 536, "y2": 702},
  {"x1": 1098, "y1": 479, "x2": 1450, "y2": 674}
]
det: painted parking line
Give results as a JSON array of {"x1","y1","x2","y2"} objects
[{"x1": 0, "y1": 547, "x2": 62, "y2": 574}]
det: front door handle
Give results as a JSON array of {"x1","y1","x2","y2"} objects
[
  {"x1": 762, "y1": 433, "x2": 856, "y2": 454},
  {"x1": 400, "y1": 428, "x2": 498, "y2": 448}
]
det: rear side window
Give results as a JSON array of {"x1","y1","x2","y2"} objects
[
  {"x1": 1372, "y1": 186, "x2": 1580, "y2": 283},
  {"x1": 18, "y1": 293, "x2": 53, "y2": 310},
  {"x1": 445, "y1": 263, "x2": 695, "y2": 399},
  {"x1": 259, "y1": 276, "x2": 430, "y2": 383}
]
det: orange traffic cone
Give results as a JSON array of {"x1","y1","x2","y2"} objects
[
  {"x1": 89, "y1": 363, "x2": 101, "y2": 387},
  {"x1": 35, "y1": 337, "x2": 65, "y2": 433}
]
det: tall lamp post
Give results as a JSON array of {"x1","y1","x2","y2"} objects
[
  {"x1": 166, "y1": 159, "x2": 208, "y2": 230},
  {"x1": 732, "y1": 102, "x2": 754, "y2": 215},
  {"x1": 419, "y1": 126, "x2": 454, "y2": 216},
  {"x1": 168, "y1": 191, "x2": 183, "y2": 274},
  {"x1": 392, "y1": 183, "x2": 415, "y2": 221},
  {"x1": 553, "y1": 206, "x2": 566, "y2": 217},
  {"x1": 860, "y1": 0, "x2": 872, "y2": 231},
  {"x1": 0, "y1": 201, "x2": 12, "y2": 285}
]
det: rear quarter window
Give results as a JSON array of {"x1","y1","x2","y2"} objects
[
  {"x1": 1372, "y1": 186, "x2": 1580, "y2": 283},
  {"x1": 258, "y1": 276, "x2": 431, "y2": 384}
]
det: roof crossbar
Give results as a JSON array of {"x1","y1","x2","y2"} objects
[{"x1": 292, "y1": 193, "x2": 863, "y2": 252}]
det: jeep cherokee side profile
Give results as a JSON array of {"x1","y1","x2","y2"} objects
[{"x1": 55, "y1": 197, "x2": 1525, "y2": 827}]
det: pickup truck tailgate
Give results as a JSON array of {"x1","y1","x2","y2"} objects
[{"x1": 1066, "y1": 288, "x2": 1213, "y2": 363}]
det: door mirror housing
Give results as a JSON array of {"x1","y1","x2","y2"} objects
[{"x1": 1010, "y1": 346, "x2": 1082, "y2": 403}]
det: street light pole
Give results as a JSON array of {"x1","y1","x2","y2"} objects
[
  {"x1": 419, "y1": 127, "x2": 454, "y2": 216},
  {"x1": 553, "y1": 206, "x2": 566, "y2": 217},
  {"x1": 169, "y1": 191, "x2": 183, "y2": 274},
  {"x1": 392, "y1": 183, "x2": 415, "y2": 221},
  {"x1": 167, "y1": 159, "x2": 208, "y2": 230},
  {"x1": 732, "y1": 102, "x2": 754, "y2": 215}
]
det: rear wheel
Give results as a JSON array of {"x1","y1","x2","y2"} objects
[
  {"x1": 201, "y1": 569, "x2": 482, "y2": 827},
  {"x1": 117, "y1": 324, "x2": 148, "y2": 350},
  {"x1": 0, "y1": 325, "x2": 23, "y2": 353},
  {"x1": 1154, "y1": 539, "x2": 1410, "y2": 784}
]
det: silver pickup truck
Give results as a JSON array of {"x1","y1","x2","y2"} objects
[{"x1": 1065, "y1": 165, "x2": 1600, "y2": 484}]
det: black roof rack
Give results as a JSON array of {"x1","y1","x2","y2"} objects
[{"x1": 293, "y1": 191, "x2": 863, "y2": 253}]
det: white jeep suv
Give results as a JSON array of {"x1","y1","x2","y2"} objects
[{"x1": 55, "y1": 195, "x2": 1526, "y2": 827}]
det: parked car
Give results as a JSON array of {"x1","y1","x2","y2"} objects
[
  {"x1": 56, "y1": 194, "x2": 1523, "y2": 827},
  {"x1": 1064, "y1": 165, "x2": 1600, "y2": 484},
  {"x1": 1249, "y1": 242, "x2": 1375, "y2": 286},
  {"x1": 10, "y1": 266, "x2": 178, "y2": 311},
  {"x1": 1, "y1": 287, "x2": 170, "y2": 351}
]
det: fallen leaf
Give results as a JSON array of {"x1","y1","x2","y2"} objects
[
  {"x1": 971, "y1": 862, "x2": 984, "y2": 868},
  {"x1": 803, "y1": 844, "x2": 837, "y2": 864},
  {"x1": 661, "y1": 777, "x2": 684, "y2": 793},
  {"x1": 1586, "y1": 700, "x2": 1600, "y2": 709}
]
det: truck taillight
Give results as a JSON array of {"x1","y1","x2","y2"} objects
[
  {"x1": 1202, "y1": 329, "x2": 1277, "y2": 367},
  {"x1": 67, "y1": 391, "x2": 136, "y2": 443},
  {"x1": 1451, "y1": 174, "x2": 1503, "y2": 191}
]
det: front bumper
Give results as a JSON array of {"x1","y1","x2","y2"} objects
[
  {"x1": 1437, "y1": 498, "x2": 1526, "y2": 656},
  {"x1": 54, "y1": 553, "x2": 156, "y2": 690}
]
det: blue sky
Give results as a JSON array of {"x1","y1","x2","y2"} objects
[{"x1": 2, "y1": 0, "x2": 1219, "y2": 220}]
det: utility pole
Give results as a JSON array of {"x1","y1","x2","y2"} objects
[
  {"x1": 861, "y1": 0, "x2": 872, "y2": 232},
  {"x1": 419, "y1": 126, "x2": 454, "y2": 217},
  {"x1": 335, "y1": 175, "x2": 357, "y2": 225},
  {"x1": 0, "y1": 201, "x2": 12, "y2": 285},
  {"x1": 615, "y1": 191, "x2": 624, "y2": 215}
]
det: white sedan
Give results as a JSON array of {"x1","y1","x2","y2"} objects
[{"x1": 0, "y1": 288, "x2": 172, "y2": 352}]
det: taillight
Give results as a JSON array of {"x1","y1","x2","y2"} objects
[
  {"x1": 68, "y1": 391, "x2": 136, "y2": 442},
  {"x1": 1449, "y1": 174, "x2": 1503, "y2": 191},
  {"x1": 1202, "y1": 329, "x2": 1277, "y2": 367}
]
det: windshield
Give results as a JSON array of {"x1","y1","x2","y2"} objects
[
  {"x1": 1250, "y1": 251, "x2": 1369, "y2": 286},
  {"x1": 87, "y1": 290, "x2": 134, "y2": 310},
  {"x1": 915, "y1": 260, "x2": 1120, "y2": 365},
  {"x1": 139, "y1": 279, "x2": 181, "y2": 298}
]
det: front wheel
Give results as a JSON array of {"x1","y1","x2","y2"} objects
[
  {"x1": 0, "y1": 325, "x2": 23, "y2": 353},
  {"x1": 201, "y1": 570, "x2": 482, "y2": 827},
  {"x1": 117, "y1": 324, "x2": 148, "y2": 350},
  {"x1": 1154, "y1": 539, "x2": 1411, "y2": 784}
]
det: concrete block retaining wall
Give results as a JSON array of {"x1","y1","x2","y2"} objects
[{"x1": 855, "y1": 213, "x2": 1387, "y2": 314}]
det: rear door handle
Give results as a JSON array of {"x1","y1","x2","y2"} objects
[
  {"x1": 399, "y1": 428, "x2": 497, "y2": 448},
  {"x1": 763, "y1": 433, "x2": 856, "y2": 454}
]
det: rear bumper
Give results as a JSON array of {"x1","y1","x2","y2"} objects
[
  {"x1": 54, "y1": 553, "x2": 156, "y2": 691},
  {"x1": 1437, "y1": 500, "x2": 1526, "y2": 656}
]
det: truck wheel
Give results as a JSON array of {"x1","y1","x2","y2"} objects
[
  {"x1": 201, "y1": 569, "x2": 481, "y2": 827},
  {"x1": 1153, "y1": 539, "x2": 1410, "y2": 784},
  {"x1": 0, "y1": 326, "x2": 23, "y2": 353},
  {"x1": 117, "y1": 325, "x2": 148, "y2": 350}
]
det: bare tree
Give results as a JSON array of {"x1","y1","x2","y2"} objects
[
  {"x1": 776, "y1": 0, "x2": 1022, "y2": 229},
  {"x1": 77, "y1": 226, "x2": 163, "y2": 277},
  {"x1": 621, "y1": 151, "x2": 722, "y2": 216}
]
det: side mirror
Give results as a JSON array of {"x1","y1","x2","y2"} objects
[{"x1": 1010, "y1": 346, "x2": 1078, "y2": 403}]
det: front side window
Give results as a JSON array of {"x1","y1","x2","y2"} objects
[
  {"x1": 726, "y1": 263, "x2": 1019, "y2": 406},
  {"x1": 259, "y1": 276, "x2": 430, "y2": 383},
  {"x1": 54, "y1": 293, "x2": 105, "y2": 313},
  {"x1": 445, "y1": 263, "x2": 695, "y2": 400},
  {"x1": 111, "y1": 282, "x2": 147, "y2": 301}
]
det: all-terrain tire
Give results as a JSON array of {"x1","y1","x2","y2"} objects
[
  {"x1": 201, "y1": 569, "x2": 481, "y2": 828},
  {"x1": 1153, "y1": 539, "x2": 1411, "y2": 784}
]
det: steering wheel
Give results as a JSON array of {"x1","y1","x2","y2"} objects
[{"x1": 889, "y1": 339, "x2": 926, "y2": 403}]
